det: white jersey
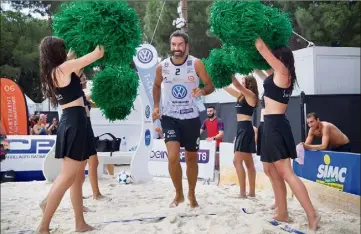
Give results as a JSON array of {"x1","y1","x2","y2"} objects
[{"x1": 160, "y1": 55, "x2": 200, "y2": 120}]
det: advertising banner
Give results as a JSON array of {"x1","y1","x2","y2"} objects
[
  {"x1": 148, "y1": 139, "x2": 216, "y2": 180},
  {"x1": 1, "y1": 135, "x2": 56, "y2": 181},
  {"x1": 0, "y1": 77, "x2": 29, "y2": 135},
  {"x1": 294, "y1": 150, "x2": 360, "y2": 196}
]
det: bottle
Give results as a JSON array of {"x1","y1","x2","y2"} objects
[
  {"x1": 120, "y1": 137, "x2": 127, "y2": 151},
  {"x1": 195, "y1": 96, "x2": 206, "y2": 112}
]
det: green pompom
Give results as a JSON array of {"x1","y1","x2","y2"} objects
[
  {"x1": 52, "y1": 1, "x2": 142, "y2": 68},
  {"x1": 91, "y1": 65, "x2": 139, "y2": 121},
  {"x1": 101, "y1": 101, "x2": 134, "y2": 122},
  {"x1": 204, "y1": 48, "x2": 234, "y2": 89},
  {"x1": 209, "y1": 1, "x2": 293, "y2": 69},
  {"x1": 224, "y1": 45, "x2": 270, "y2": 72}
]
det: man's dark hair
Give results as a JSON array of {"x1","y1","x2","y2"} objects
[
  {"x1": 307, "y1": 112, "x2": 319, "y2": 120},
  {"x1": 169, "y1": 30, "x2": 189, "y2": 44},
  {"x1": 207, "y1": 106, "x2": 215, "y2": 110}
]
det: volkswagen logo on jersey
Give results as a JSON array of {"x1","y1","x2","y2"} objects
[
  {"x1": 172, "y1": 85, "x2": 187, "y2": 99},
  {"x1": 137, "y1": 48, "x2": 153, "y2": 64}
]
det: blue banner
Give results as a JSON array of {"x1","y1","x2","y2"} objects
[{"x1": 293, "y1": 150, "x2": 360, "y2": 196}]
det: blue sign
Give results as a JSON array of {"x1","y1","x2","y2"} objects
[
  {"x1": 144, "y1": 129, "x2": 151, "y2": 146},
  {"x1": 172, "y1": 85, "x2": 187, "y2": 99},
  {"x1": 8, "y1": 139, "x2": 55, "y2": 155},
  {"x1": 293, "y1": 150, "x2": 360, "y2": 196}
]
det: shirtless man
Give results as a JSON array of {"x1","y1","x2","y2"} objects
[{"x1": 301, "y1": 112, "x2": 351, "y2": 152}]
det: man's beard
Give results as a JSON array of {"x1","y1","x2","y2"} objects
[
  {"x1": 208, "y1": 113, "x2": 215, "y2": 118},
  {"x1": 171, "y1": 50, "x2": 185, "y2": 59}
]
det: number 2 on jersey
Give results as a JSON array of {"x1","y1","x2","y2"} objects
[{"x1": 175, "y1": 68, "x2": 180, "y2": 76}]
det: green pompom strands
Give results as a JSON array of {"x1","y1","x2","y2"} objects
[
  {"x1": 52, "y1": 1, "x2": 142, "y2": 68},
  {"x1": 209, "y1": 0, "x2": 293, "y2": 71},
  {"x1": 91, "y1": 66, "x2": 139, "y2": 121},
  {"x1": 203, "y1": 48, "x2": 233, "y2": 89},
  {"x1": 52, "y1": 1, "x2": 143, "y2": 121}
]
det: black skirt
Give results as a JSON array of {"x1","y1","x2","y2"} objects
[
  {"x1": 86, "y1": 117, "x2": 97, "y2": 157},
  {"x1": 256, "y1": 121, "x2": 264, "y2": 156},
  {"x1": 234, "y1": 120, "x2": 256, "y2": 153},
  {"x1": 55, "y1": 106, "x2": 88, "y2": 161},
  {"x1": 261, "y1": 114, "x2": 297, "y2": 163}
]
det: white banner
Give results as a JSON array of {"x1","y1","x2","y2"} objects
[
  {"x1": 148, "y1": 139, "x2": 216, "y2": 181},
  {"x1": 1, "y1": 135, "x2": 56, "y2": 172}
]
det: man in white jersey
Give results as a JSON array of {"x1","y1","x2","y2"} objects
[{"x1": 152, "y1": 30, "x2": 215, "y2": 208}]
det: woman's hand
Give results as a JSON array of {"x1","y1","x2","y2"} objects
[{"x1": 94, "y1": 45, "x2": 105, "y2": 58}]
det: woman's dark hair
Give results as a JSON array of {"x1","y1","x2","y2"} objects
[
  {"x1": 272, "y1": 46, "x2": 298, "y2": 91},
  {"x1": 39, "y1": 36, "x2": 67, "y2": 107},
  {"x1": 237, "y1": 75, "x2": 259, "y2": 107}
]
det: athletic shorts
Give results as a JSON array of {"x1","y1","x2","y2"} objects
[{"x1": 160, "y1": 115, "x2": 201, "y2": 152}]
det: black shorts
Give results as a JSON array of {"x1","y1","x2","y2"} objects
[
  {"x1": 234, "y1": 120, "x2": 256, "y2": 153},
  {"x1": 256, "y1": 122, "x2": 264, "y2": 156},
  {"x1": 330, "y1": 143, "x2": 351, "y2": 152},
  {"x1": 160, "y1": 115, "x2": 201, "y2": 152},
  {"x1": 55, "y1": 106, "x2": 88, "y2": 161},
  {"x1": 86, "y1": 117, "x2": 97, "y2": 157},
  {"x1": 261, "y1": 114, "x2": 297, "y2": 163}
]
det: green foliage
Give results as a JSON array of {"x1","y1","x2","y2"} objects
[
  {"x1": 144, "y1": 0, "x2": 221, "y2": 59},
  {"x1": 52, "y1": 1, "x2": 142, "y2": 68},
  {"x1": 91, "y1": 66, "x2": 139, "y2": 121},
  {"x1": 0, "y1": 11, "x2": 50, "y2": 102},
  {"x1": 295, "y1": 2, "x2": 360, "y2": 47}
]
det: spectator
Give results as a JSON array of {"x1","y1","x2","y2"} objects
[
  {"x1": 48, "y1": 117, "x2": 58, "y2": 135},
  {"x1": 32, "y1": 115, "x2": 48, "y2": 135},
  {"x1": 200, "y1": 106, "x2": 224, "y2": 173},
  {"x1": 301, "y1": 112, "x2": 351, "y2": 152}
]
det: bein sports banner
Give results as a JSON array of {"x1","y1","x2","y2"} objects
[
  {"x1": 293, "y1": 150, "x2": 361, "y2": 196},
  {"x1": 148, "y1": 139, "x2": 216, "y2": 180},
  {"x1": 0, "y1": 77, "x2": 29, "y2": 135}
]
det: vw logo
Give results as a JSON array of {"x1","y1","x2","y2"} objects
[
  {"x1": 145, "y1": 105, "x2": 150, "y2": 119},
  {"x1": 172, "y1": 85, "x2": 187, "y2": 99},
  {"x1": 137, "y1": 48, "x2": 153, "y2": 64}
]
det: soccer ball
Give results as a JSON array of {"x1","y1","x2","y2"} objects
[{"x1": 117, "y1": 171, "x2": 132, "y2": 184}]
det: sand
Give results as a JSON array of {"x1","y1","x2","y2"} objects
[{"x1": 1, "y1": 166, "x2": 360, "y2": 234}]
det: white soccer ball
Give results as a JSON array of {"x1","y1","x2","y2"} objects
[{"x1": 117, "y1": 171, "x2": 132, "y2": 184}]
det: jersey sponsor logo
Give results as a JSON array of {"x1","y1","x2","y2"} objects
[
  {"x1": 180, "y1": 108, "x2": 194, "y2": 114},
  {"x1": 187, "y1": 60, "x2": 192, "y2": 66},
  {"x1": 137, "y1": 48, "x2": 153, "y2": 64},
  {"x1": 172, "y1": 85, "x2": 187, "y2": 99},
  {"x1": 164, "y1": 62, "x2": 169, "y2": 67},
  {"x1": 187, "y1": 76, "x2": 195, "y2": 82},
  {"x1": 187, "y1": 68, "x2": 194, "y2": 73}
]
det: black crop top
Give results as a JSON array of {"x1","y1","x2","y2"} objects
[
  {"x1": 235, "y1": 98, "x2": 255, "y2": 116},
  {"x1": 263, "y1": 74, "x2": 292, "y2": 104},
  {"x1": 55, "y1": 73, "x2": 83, "y2": 105}
]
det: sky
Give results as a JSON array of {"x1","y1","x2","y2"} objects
[{"x1": 1, "y1": 1, "x2": 48, "y2": 19}]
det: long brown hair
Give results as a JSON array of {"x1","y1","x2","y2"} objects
[
  {"x1": 39, "y1": 36, "x2": 67, "y2": 107},
  {"x1": 237, "y1": 75, "x2": 259, "y2": 106}
]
